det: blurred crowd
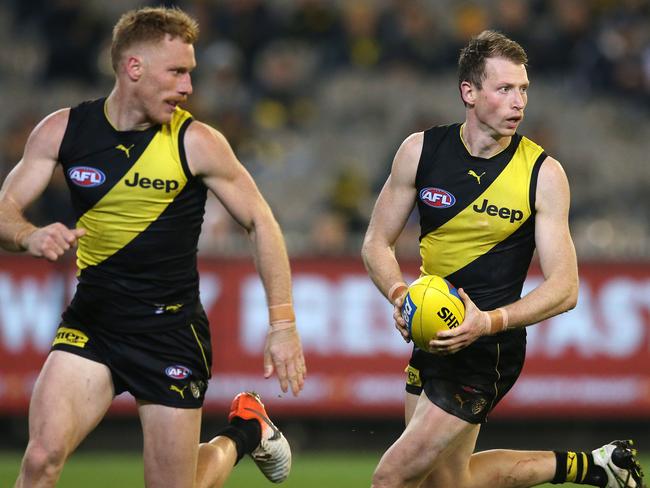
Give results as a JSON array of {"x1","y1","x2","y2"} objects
[{"x1": 0, "y1": 0, "x2": 649, "y2": 258}]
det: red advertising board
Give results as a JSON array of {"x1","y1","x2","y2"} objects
[{"x1": 0, "y1": 256, "x2": 648, "y2": 418}]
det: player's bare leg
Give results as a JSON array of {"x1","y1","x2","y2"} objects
[
  {"x1": 372, "y1": 392, "x2": 556, "y2": 488},
  {"x1": 391, "y1": 392, "x2": 644, "y2": 488},
  {"x1": 372, "y1": 392, "x2": 475, "y2": 487},
  {"x1": 195, "y1": 392, "x2": 292, "y2": 488},
  {"x1": 195, "y1": 436, "x2": 238, "y2": 488},
  {"x1": 421, "y1": 439, "x2": 644, "y2": 488},
  {"x1": 138, "y1": 403, "x2": 202, "y2": 488},
  {"x1": 14, "y1": 351, "x2": 115, "y2": 488},
  {"x1": 420, "y1": 432, "x2": 555, "y2": 488}
]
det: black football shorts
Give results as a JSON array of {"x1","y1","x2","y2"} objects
[
  {"x1": 405, "y1": 329, "x2": 526, "y2": 424},
  {"x1": 51, "y1": 305, "x2": 212, "y2": 408}
]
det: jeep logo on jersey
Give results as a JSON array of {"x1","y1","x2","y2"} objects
[
  {"x1": 68, "y1": 166, "x2": 106, "y2": 187},
  {"x1": 473, "y1": 198, "x2": 524, "y2": 223},
  {"x1": 419, "y1": 187, "x2": 456, "y2": 208},
  {"x1": 165, "y1": 365, "x2": 191, "y2": 380},
  {"x1": 124, "y1": 172, "x2": 180, "y2": 193}
]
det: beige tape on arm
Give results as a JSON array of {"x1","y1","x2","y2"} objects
[
  {"x1": 269, "y1": 303, "x2": 296, "y2": 330},
  {"x1": 388, "y1": 282, "x2": 408, "y2": 303},
  {"x1": 486, "y1": 307, "x2": 509, "y2": 335},
  {"x1": 4, "y1": 196, "x2": 32, "y2": 251}
]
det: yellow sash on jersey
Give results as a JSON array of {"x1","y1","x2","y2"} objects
[
  {"x1": 76, "y1": 109, "x2": 192, "y2": 269},
  {"x1": 420, "y1": 137, "x2": 544, "y2": 277}
]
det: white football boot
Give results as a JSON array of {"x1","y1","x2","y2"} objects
[{"x1": 592, "y1": 440, "x2": 645, "y2": 488}]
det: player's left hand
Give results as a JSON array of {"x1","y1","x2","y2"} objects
[
  {"x1": 263, "y1": 324, "x2": 306, "y2": 396},
  {"x1": 428, "y1": 288, "x2": 487, "y2": 354}
]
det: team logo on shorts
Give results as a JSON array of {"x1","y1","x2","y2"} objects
[
  {"x1": 471, "y1": 397, "x2": 488, "y2": 415},
  {"x1": 68, "y1": 166, "x2": 106, "y2": 187},
  {"x1": 52, "y1": 327, "x2": 89, "y2": 348},
  {"x1": 419, "y1": 187, "x2": 456, "y2": 208},
  {"x1": 190, "y1": 381, "x2": 200, "y2": 399},
  {"x1": 404, "y1": 365, "x2": 422, "y2": 388},
  {"x1": 165, "y1": 365, "x2": 192, "y2": 380}
]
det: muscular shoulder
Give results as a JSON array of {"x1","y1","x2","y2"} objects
[
  {"x1": 390, "y1": 131, "x2": 423, "y2": 186},
  {"x1": 183, "y1": 120, "x2": 237, "y2": 177},
  {"x1": 536, "y1": 156, "x2": 570, "y2": 212},
  {"x1": 398, "y1": 132, "x2": 424, "y2": 164},
  {"x1": 25, "y1": 109, "x2": 70, "y2": 160},
  {"x1": 183, "y1": 120, "x2": 226, "y2": 153},
  {"x1": 538, "y1": 156, "x2": 569, "y2": 192}
]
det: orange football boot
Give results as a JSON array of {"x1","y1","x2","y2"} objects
[{"x1": 229, "y1": 392, "x2": 292, "y2": 483}]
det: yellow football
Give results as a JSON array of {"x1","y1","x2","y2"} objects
[{"x1": 401, "y1": 275, "x2": 466, "y2": 351}]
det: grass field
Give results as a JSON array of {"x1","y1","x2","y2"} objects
[{"x1": 0, "y1": 451, "x2": 647, "y2": 487}]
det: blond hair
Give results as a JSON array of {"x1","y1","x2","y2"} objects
[{"x1": 111, "y1": 7, "x2": 199, "y2": 72}]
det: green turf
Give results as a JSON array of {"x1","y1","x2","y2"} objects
[
  {"x1": 0, "y1": 453, "x2": 144, "y2": 487},
  {"x1": 0, "y1": 451, "x2": 647, "y2": 487}
]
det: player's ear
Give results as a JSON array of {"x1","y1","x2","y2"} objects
[
  {"x1": 459, "y1": 80, "x2": 475, "y2": 106},
  {"x1": 125, "y1": 55, "x2": 144, "y2": 81}
]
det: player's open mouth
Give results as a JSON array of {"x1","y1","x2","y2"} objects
[{"x1": 505, "y1": 116, "x2": 522, "y2": 127}]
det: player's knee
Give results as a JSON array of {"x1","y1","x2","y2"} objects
[
  {"x1": 21, "y1": 440, "x2": 67, "y2": 481},
  {"x1": 371, "y1": 464, "x2": 400, "y2": 488},
  {"x1": 372, "y1": 462, "x2": 422, "y2": 488},
  {"x1": 372, "y1": 442, "x2": 449, "y2": 488}
]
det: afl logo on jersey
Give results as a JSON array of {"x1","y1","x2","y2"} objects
[
  {"x1": 68, "y1": 166, "x2": 106, "y2": 187},
  {"x1": 419, "y1": 187, "x2": 456, "y2": 208}
]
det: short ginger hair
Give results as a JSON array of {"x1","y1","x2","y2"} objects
[{"x1": 111, "y1": 7, "x2": 199, "y2": 72}]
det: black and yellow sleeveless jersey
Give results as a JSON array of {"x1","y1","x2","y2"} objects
[
  {"x1": 416, "y1": 123, "x2": 546, "y2": 313},
  {"x1": 59, "y1": 98, "x2": 207, "y2": 332}
]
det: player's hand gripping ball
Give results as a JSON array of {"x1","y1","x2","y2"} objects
[{"x1": 401, "y1": 275, "x2": 466, "y2": 351}]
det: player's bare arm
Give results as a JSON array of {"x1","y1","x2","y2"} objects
[
  {"x1": 433, "y1": 156, "x2": 578, "y2": 353},
  {"x1": 184, "y1": 121, "x2": 305, "y2": 396},
  {"x1": 361, "y1": 131, "x2": 421, "y2": 341},
  {"x1": 504, "y1": 156, "x2": 579, "y2": 323},
  {"x1": 0, "y1": 109, "x2": 85, "y2": 261}
]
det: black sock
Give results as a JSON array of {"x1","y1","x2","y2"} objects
[
  {"x1": 551, "y1": 451, "x2": 608, "y2": 486},
  {"x1": 215, "y1": 418, "x2": 261, "y2": 463}
]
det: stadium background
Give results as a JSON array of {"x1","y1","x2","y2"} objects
[{"x1": 0, "y1": 0, "x2": 648, "y2": 486}]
